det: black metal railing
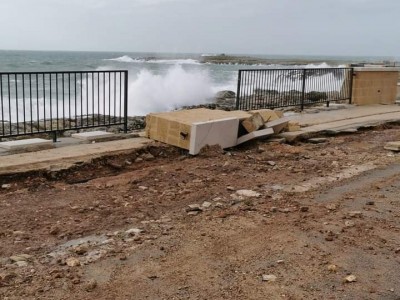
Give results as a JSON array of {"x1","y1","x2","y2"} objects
[
  {"x1": 236, "y1": 68, "x2": 353, "y2": 110},
  {"x1": 0, "y1": 70, "x2": 128, "y2": 140}
]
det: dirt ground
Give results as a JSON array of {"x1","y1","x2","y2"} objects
[{"x1": 1, "y1": 125, "x2": 400, "y2": 300}]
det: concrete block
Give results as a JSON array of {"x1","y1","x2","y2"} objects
[
  {"x1": 71, "y1": 131, "x2": 114, "y2": 141},
  {"x1": 237, "y1": 128, "x2": 274, "y2": 145},
  {"x1": 241, "y1": 113, "x2": 264, "y2": 133},
  {"x1": 265, "y1": 118, "x2": 289, "y2": 134},
  {"x1": 189, "y1": 118, "x2": 239, "y2": 155},
  {"x1": 384, "y1": 141, "x2": 400, "y2": 151},
  {"x1": 145, "y1": 108, "x2": 251, "y2": 151},
  {"x1": 0, "y1": 138, "x2": 53, "y2": 151}
]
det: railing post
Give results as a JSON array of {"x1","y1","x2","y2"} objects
[
  {"x1": 301, "y1": 69, "x2": 306, "y2": 111},
  {"x1": 236, "y1": 70, "x2": 242, "y2": 110},
  {"x1": 123, "y1": 71, "x2": 128, "y2": 133},
  {"x1": 349, "y1": 68, "x2": 354, "y2": 104}
]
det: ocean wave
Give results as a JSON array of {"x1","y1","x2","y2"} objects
[
  {"x1": 104, "y1": 55, "x2": 136, "y2": 63},
  {"x1": 104, "y1": 56, "x2": 200, "y2": 65}
]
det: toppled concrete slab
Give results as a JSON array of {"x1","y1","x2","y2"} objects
[
  {"x1": 190, "y1": 118, "x2": 239, "y2": 155},
  {"x1": 384, "y1": 141, "x2": 400, "y2": 151},
  {"x1": 71, "y1": 131, "x2": 115, "y2": 141},
  {"x1": 146, "y1": 108, "x2": 251, "y2": 151},
  {"x1": 237, "y1": 128, "x2": 274, "y2": 145},
  {"x1": 0, "y1": 138, "x2": 53, "y2": 151},
  {"x1": 266, "y1": 118, "x2": 289, "y2": 134}
]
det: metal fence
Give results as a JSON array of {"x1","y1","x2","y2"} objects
[
  {"x1": 236, "y1": 68, "x2": 353, "y2": 110},
  {"x1": 0, "y1": 70, "x2": 128, "y2": 141}
]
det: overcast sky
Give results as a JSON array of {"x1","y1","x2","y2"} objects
[{"x1": 0, "y1": 0, "x2": 398, "y2": 57}]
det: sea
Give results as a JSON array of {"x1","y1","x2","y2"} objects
[{"x1": 0, "y1": 50, "x2": 397, "y2": 117}]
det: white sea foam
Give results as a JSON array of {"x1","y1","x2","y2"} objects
[
  {"x1": 104, "y1": 56, "x2": 200, "y2": 65},
  {"x1": 105, "y1": 55, "x2": 136, "y2": 63},
  {"x1": 128, "y1": 65, "x2": 215, "y2": 116}
]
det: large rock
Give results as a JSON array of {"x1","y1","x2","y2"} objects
[{"x1": 215, "y1": 90, "x2": 236, "y2": 99}]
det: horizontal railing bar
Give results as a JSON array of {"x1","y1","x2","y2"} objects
[
  {"x1": 236, "y1": 68, "x2": 353, "y2": 72},
  {"x1": 0, "y1": 70, "x2": 128, "y2": 75}
]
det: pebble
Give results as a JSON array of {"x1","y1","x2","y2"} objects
[
  {"x1": 15, "y1": 261, "x2": 29, "y2": 267},
  {"x1": 49, "y1": 225, "x2": 61, "y2": 235},
  {"x1": 1, "y1": 184, "x2": 11, "y2": 189},
  {"x1": 125, "y1": 228, "x2": 142, "y2": 235},
  {"x1": 186, "y1": 204, "x2": 203, "y2": 212},
  {"x1": 270, "y1": 207, "x2": 278, "y2": 213},
  {"x1": 10, "y1": 254, "x2": 32, "y2": 262},
  {"x1": 300, "y1": 206, "x2": 309, "y2": 212},
  {"x1": 308, "y1": 138, "x2": 328, "y2": 144},
  {"x1": 327, "y1": 264, "x2": 337, "y2": 272},
  {"x1": 262, "y1": 274, "x2": 277, "y2": 282},
  {"x1": 344, "y1": 275, "x2": 357, "y2": 283},
  {"x1": 348, "y1": 211, "x2": 362, "y2": 218},
  {"x1": 85, "y1": 279, "x2": 98, "y2": 292},
  {"x1": 235, "y1": 190, "x2": 261, "y2": 198},
  {"x1": 66, "y1": 257, "x2": 81, "y2": 267},
  {"x1": 366, "y1": 200, "x2": 375, "y2": 206},
  {"x1": 226, "y1": 186, "x2": 235, "y2": 191},
  {"x1": 138, "y1": 186, "x2": 148, "y2": 191},
  {"x1": 325, "y1": 204, "x2": 337, "y2": 210},
  {"x1": 73, "y1": 244, "x2": 89, "y2": 255},
  {"x1": 344, "y1": 220, "x2": 355, "y2": 228},
  {"x1": 202, "y1": 201, "x2": 212, "y2": 208},
  {"x1": 267, "y1": 161, "x2": 276, "y2": 166}
]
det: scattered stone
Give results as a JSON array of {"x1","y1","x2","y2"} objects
[
  {"x1": 1, "y1": 184, "x2": 11, "y2": 189},
  {"x1": 66, "y1": 257, "x2": 81, "y2": 267},
  {"x1": 267, "y1": 161, "x2": 276, "y2": 166},
  {"x1": 0, "y1": 272, "x2": 16, "y2": 282},
  {"x1": 235, "y1": 190, "x2": 261, "y2": 198},
  {"x1": 226, "y1": 186, "x2": 235, "y2": 191},
  {"x1": 384, "y1": 141, "x2": 400, "y2": 152},
  {"x1": 344, "y1": 275, "x2": 357, "y2": 283},
  {"x1": 15, "y1": 261, "x2": 29, "y2": 267},
  {"x1": 276, "y1": 260, "x2": 284, "y2": 264},
  {"x1": 308, "y1": 138, "x2": 328, "y2": 144},
  {"x1": 125, "y1": 228, "x2": 142, "y2": 235},
  {"x1": 141, "y1": 153, "x2": 155, "y2": 161},
  {"x1": 344, "y1": 220, "x2": 355, "y2": 228},
  {"x1": 278, "y1": 208, "x2": 292, "y2": 213},
  {"x1": 271, "y1": 185, "x2": 284, "y2": 191},
  {"x1": 202, "y1": 201, "x2": 212, "y2": 208},
  {"x1": 270, "y1": 207, "x2": 278, "y2": 213},
  {"x1": 348, "y1": 211, "x2": 363, "y2": 218},
  {"x1": 84, "y1": 279, "x2": 98, "y2": 292},
  {"x1": 73, "y1": 244, "x2": 89, "y2": 255},
  {"x1": 262, "y1": 274, "x2": 277, "y2": 282},
  {"x1": 10, "y1": 254, "x2": 32, "y2": 262},
  {"x1": 327, "y1": 264, "x2": 337, "y2": 272},
  {"x1": 187, "y1": 211, "x2": 200, "y2": 216},
  {"x1": 119, "y1": 254, "x2": 127, "y2": 261},
  {"x1": 138, "y1": 186, "x2": 148, "y2": 191},
  {"x1": 185, "y1": 204, "x2": 203, "y2": 212},
  {"x1": 395, "y1": 248, "x2": 400, "y2": 254},
  {"x1": 49, "y1": 225, "x2": 61, "y2": 235},
  {"x1": 366, "y1": 200, "x2": 375, "y2": 206},
  {"x1": 300, "y1": 206, "x2": 309, "y2": 212},
  {"x1": 325, "y1": 204, "x2": 337, "y2": 210}
]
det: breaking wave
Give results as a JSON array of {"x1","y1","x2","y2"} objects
[{"x1": 128, "y1": 65, "x2": 217, "y2": 116}]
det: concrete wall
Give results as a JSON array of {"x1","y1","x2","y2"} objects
[{"x1": 352, "y1": 68, "x2": 399, "y2": 105}]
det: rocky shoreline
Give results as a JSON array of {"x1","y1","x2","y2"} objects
[{"x1": 200, "y1": 54, "x2": 390, "y2": 66}]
